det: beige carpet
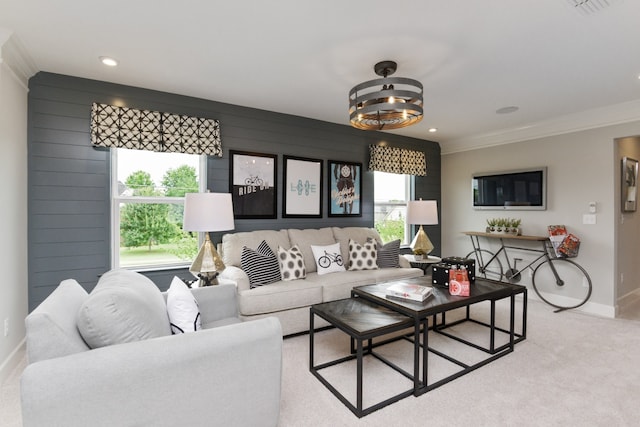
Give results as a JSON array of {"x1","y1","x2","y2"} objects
[{"x1": 2, "y1": 298, "x2": 639, "y2": 426}]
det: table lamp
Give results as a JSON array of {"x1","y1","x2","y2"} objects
[
  {"x1": 183, "y1": 192, "x2": 235, "y2": 286},
  {"x1": 406, "y1": 199, "x2": 438, "y2": 258}
]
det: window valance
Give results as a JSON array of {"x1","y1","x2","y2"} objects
[
  {"x1": 369, "y1": 145, "x2": 427, "y2": 176},
  {"x1": 90, "y1": 103, "x2": 222, "y2": 156}
]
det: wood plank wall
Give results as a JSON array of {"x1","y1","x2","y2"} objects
[{"x1": 27, "y1": 72, "x2": 441, "y2": 311}]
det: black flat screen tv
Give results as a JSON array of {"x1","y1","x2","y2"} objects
[{"x1": 472, "y1": 167, "x2": 547, "y2": 210}]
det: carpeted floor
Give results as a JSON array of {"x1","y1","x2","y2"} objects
[{"x1": 2, "y1": 297, "x2": 639, "y2": 426}]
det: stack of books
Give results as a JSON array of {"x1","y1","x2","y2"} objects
[{"x1": 386, "y1": 282, "x2": 433, "y2": 302}]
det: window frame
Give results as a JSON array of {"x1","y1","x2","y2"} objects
[
  {"x1": 373, "y1": 172, "x2": 414, "y2": 245},
  {"x1": 110, "y1": 149, "x2": 207, "y2": 270}
]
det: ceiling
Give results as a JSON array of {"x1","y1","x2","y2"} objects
[{"x1": 2, "y1": 0, "x2": 640, "y2": 154}]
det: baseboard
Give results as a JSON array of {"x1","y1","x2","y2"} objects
[
  {"x1": 0, "y1": 338, "x2": 26, "y2": 387},
  {"x1": 526, "y1": 291, "x2": 615, "y2": 318}
]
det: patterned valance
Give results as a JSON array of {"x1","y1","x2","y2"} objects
[
  {"x1": 369, "y1": 145, "x2": 427, "y2": 176},
  {"x1": 90, "y1": 103, "x2": 222, "y2": 156}
]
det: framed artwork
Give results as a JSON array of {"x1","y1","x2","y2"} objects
[
  {"x1": 283, "y1": 155, "x2": 323, "y2": 217},
  {"x1": 622, "y1": 156, "x2": 638, "y2": 212},
  {"x1": 328, "y1": 160, "x2": 362, "y2": 217},
  {"x1": 229, "y1": 150, "x2": 277, "y2": 219}
]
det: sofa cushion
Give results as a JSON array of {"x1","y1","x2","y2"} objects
[
  {"x1": 287, "y1": 228, "x2": 335, "y2": 273},
  {"x1": 311, "y1": 242, "x2": 346, "y2": 275},
  {"x1": 332, "y1": 227, "x2": 383, "y2": 267},
  {"x1": 320, "y1": 267, "x2": 425, "y2": 301},
  {"x1": 377, "y1": 239, "x2": 401, "y2": 268},
  {"x1": 77, "y1": 269, "x2": 171, "y2": 349},
  {"x1": 237, "y1": 276, "x2": 324, "y2": 315},
  {"x1": 241, "y1": 240, "x2": 281, "y2": 288},
  {"x1": 167, "y1": 277, "x2": 201, "y2": 334},
  {"x1": 278, "y1": 245, "x2": 306, "y2": 281},
  {"x1": 25, "y1": 279, "x2": 90, "y2": 364},
  {"x1": 348, "y1": 239, "x2": 378, "y2": 271},
  {"x1": 222, "y1": 229, "x2": 290, "y2": 267}
]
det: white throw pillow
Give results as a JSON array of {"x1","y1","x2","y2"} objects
[
  {"x1": 167, "y1": 276, "x2": 201, "y2": 334},
  {"x1": 277, "y1": 245, "x2": 306, "y2": 281},
  {"x1": 311, "y1": 242, "x2": 346, "y2": 275},
  {"x1": 348, "y1": 239, "x2": 378, "y2": 271}
]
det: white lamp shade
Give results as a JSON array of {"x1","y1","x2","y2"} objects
[
  {"x1": 183, "y1": 193, "x2": 235, "y2": 232},
  {"x1": 406, "y1": 200, "x2": 438, "y2": 225}
]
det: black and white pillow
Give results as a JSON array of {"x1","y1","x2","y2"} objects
[
  {"x1": 348, "y1": 239, "x2": 378, "y2": 271},
  {"x1": 167, "y1": 276, "x2": 201, "y2": 334},
  {"x1": 241, "y1": 240, "x2": 281, "y2": 288},
  {"x1": 377, "y1": 239, "x2": 401, "y2": 268},
  {"x1": 277, "y1": 245, "x2": 306, "y2": 281},
  {"x1": 311, "y1": 242, "x2": 346, "y2": 275}
]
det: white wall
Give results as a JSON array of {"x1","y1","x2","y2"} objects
[
  {"x1": 0, "y1": 35, "x2": 29, "y2": 385},
  {"x1": 442, "y1": 121, "x2": 640, "y2": 317}
]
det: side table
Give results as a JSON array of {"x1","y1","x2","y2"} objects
[{"x1": 403, "y1": 254, "x2": 442, "y2": 275}]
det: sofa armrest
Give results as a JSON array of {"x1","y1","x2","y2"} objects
[
  {"x1": 191, "y1": 283, "x2": 239, "y2": 322},
  {"x1": 219, "y1": 265, "x2": 251, "y2": 291},
  {"x1": 21, "y1": 317, "x2": 283, "y2": 427}
]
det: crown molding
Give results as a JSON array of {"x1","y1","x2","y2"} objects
[
  {"x1": 442, "y1": 99, "x2": 640, "y2": 155},
  {"x1": 0, "y1": 33, "x2": 38, "y2": 90}
]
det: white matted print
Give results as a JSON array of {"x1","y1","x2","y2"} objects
[{"x1": 283, "y1": 156, "x2": 323, "y2": 217}]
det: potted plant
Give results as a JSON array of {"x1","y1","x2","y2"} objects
[
  {"x1": 486, "y1": 218, "x2": 497, "y2": 233},
  {"x1": 509, "y1": 218, "x2": 522, "y2": 235}
]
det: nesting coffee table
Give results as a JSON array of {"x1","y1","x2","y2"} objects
[{"x1": 309, "y1": 277, "x2": 527, "y2": 417}]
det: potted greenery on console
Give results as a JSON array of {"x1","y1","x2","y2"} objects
[{"x1": 486, "y1": 218, "x2": 521, "y2": 235}]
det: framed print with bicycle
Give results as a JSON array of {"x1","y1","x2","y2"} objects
[
  {"x1": 328, "y1": 160, "x2": 362, "y2": 217},
  {"x1": 283, "y1": 155, "x2": 323, "y2": 218},
  {"x1": 622, "y1": 156, "x2": 638, "y2": 212},
  {"x1": 229, "y1": 150, "x2": 277, "y2": 219}
]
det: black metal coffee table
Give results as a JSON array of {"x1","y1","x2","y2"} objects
[
  {"x1": 351, "y1": 277, "x2": 527, "y2": 395},
  {"x1": 309, "y1": 298, "x2": 415, "y2": 418}
]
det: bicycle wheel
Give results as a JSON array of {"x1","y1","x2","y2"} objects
[
  {"x1": 532, "y1": 258, "x2": 592, "y2": 311},
  {"x1": 318, "y1": 255, "x2": 330, "y2": 268},
  {"x1": 465, "y1": 249, "x2": 503, "y2": 282}
]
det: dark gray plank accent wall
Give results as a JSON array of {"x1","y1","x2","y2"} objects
[{"x1": 28, "y1": 72, "x2": 440, "y2": 310}]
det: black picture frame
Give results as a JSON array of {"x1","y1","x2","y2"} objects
[
  {"x1": 229, "y1": 150, "x2": 277, "y2": 219},
  {"x1": 283, "y1": 155, "x2": 323, "y2": 218},
  {"x1": 328, "y1": 160, "x2": 362, "y2": 217},
  {"x1": 622, "y1": 156, "x2": 638, "y2": 212}
]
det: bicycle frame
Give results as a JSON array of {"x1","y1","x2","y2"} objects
[{"x1": 467, "y1": 232, "x2": 560, "y2": 284}]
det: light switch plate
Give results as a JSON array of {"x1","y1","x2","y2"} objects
[{"x1": 583, "y1": 214, "x2": 597, "y2": 225}]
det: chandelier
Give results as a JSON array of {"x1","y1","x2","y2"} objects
[{"x1": 349, "y1": 60, "x2": 423, "y2": 131}]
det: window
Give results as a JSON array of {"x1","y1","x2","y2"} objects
[
  {"x1": 112, "y1": 148, "x2": 206, "y2": 269},
  {"x1": 374, "y1": 171, "x2": 412, "y2": 244}
]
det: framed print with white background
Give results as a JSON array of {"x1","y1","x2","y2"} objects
[{"x1": 283, "y1": 155, "x2": 323, "y2": 217}]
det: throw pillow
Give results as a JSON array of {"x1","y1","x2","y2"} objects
[
  {"x1": 278, "y1": 245, "x2": 306, "y2": 281},
  {"x1": 241, "y1": 240, "x2": 281, "y2": 288},
  {"x1": 311, "y1": 242, "x2": 346, "y2": 275},
  {"x1": 348, "y1": 239, "x2": 378, "y2": 271},
  {"x1": 377, "y1": 239, "x2": 401, "y2": 268},
  {"x1": 166, "y1": 276, "x2": 201, "y2": 334},
  {"x1": 76, "y1": 269, "x2": 171, "y2": 349}
]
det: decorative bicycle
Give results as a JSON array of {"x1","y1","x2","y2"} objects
[{"x1": 463, "y1": 231, "x2": 592, "y2": 312}]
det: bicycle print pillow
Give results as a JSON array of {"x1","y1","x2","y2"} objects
[{"x1": 311, "y1": 242, "x2": 346, "y2": 275}]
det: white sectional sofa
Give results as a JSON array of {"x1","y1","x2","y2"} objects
[{"x1": 218, "y1": 226, "x2": 424, "y2": 335}]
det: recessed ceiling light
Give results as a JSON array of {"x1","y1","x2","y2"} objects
[
  {"x1": 99, "y1": 56, "x2": 118, "y2": 67},
  {"x1": 496, "y1": 106, "x2": 519, "y2": 114},
  {"x1": 428, "y1": 128, "x2": 437, "y2": 133}
]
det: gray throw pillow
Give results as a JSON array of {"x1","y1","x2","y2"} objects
[
  {"x1": 377, "y1": 239, "x2": 401, "y2": 268},
  {"x1": 77, "y1": 269, "x2": 171, "y2": 349}
]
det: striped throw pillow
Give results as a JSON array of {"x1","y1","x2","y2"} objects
[
  {"x1": 376, "y1": 239, "x2": 401, "y2": 268},
  {"x1": 241, "y1": 240, "x2": 281, "y2": 288}
]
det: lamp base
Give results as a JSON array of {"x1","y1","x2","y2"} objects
[
  {"x1": 197, "y1": 272, "x2": 219, "y2": 287},
  {"x1": 410, "y1": 225, "x2": 434, "y2": 255},
  {"x1": 189, "y1": 232, "x2": 225, "y2": 286}
]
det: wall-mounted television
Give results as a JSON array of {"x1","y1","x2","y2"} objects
[{"x1": 472, "y1": 167, "x2": 547, "y2": 210}]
